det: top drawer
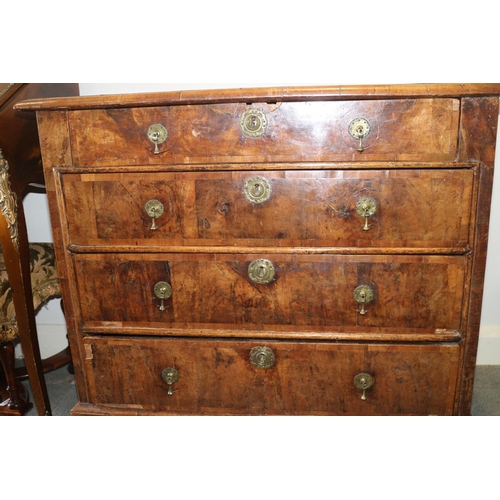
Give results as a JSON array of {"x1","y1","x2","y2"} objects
[{"x1": 68, "y1": 99, "x2": 460, "y2": 166}]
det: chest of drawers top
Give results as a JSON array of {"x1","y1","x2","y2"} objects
[{"x1": 16, "y1": 83, "x2": 500, "y2": 167}]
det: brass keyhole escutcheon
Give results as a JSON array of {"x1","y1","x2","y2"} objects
[
  {"x1": 356, "y1": 198, "x2": 377, "y2": 231},
  {"x1": 250, "y1": 347, "x2": 275, "y2": 369},
  {"x1": 353, "y1": 285, "x2": 375, "y2": 316},
  {"x1": 145, "y1": 199, "x2": 164, "y2": 231},
  {"x1": 154, "y1": 281, "x2": 172, "y2": 311},
  {"x1": 354, "y1": 373, "x2": 374, "y2": 401},
  {"x1": 348, "y1": 118, "x2": 371, "y2": 153},
  {"x1": 147, "y1": 124, "x2": 168, "y2": 155},
  {"x1": 243, "y1": 177, "x2": 272, "y2": 205},
  {"x1": 240, "y1": 109, "x2": 268, "y2": 138},
  {"x1": 161, "y1": 367, "x2": 179, "y2": 396},
  {"x1": 248, "y1": 259, "x2": 275, "y2": 285}
]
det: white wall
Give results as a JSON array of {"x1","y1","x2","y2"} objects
[
  {"x1": 23, "y1": 83, "x2": 500, "y2": 364},
  {"x1": 478, "y1": 125, "x2": 500, "y2": 364}
]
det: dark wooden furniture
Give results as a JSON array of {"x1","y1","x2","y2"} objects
[
  {"x1": 0, "y1": 83, "x2": 78, "y2": 416},
  {"x1": 16, "y1": 84, "x2": 500, "y2": 415}
]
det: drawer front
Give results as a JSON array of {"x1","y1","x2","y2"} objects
[
  {"x1": 62, "y1": 169, "x2": 473, "y2": 250},
  {"x1": 74, "y1": 254, "x2": 466, "y2": 334},
  {"x1": 69, "y1": 99, "x2": 460, "y2": 166},
  {"x1": 83, "y1": 337, "x2": 460, "y2": 415}
]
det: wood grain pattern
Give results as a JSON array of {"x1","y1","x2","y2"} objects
[
  {"x1": 61, "y1": 169, "x2": 473, "y2": 250},
  {"x1": 14, "y1": 83, "x2": 500, "y2": 111},
  {"x1": 73, "y1": 253, "x2": 466, "y2": 333},
  {"x1": 20, "y1": 84, "x2": 500, "y2": 415},
  {"x1": 457, "y1": 97, "x2": 500, "y2": 414},
  {"x1": 35, "y1": 110, "x2": 89, "y2": 404},
  {"x1": 67, "y1": 99, "x2": 460, "y2": 165},
  {"x1": 82, "y1": 337, "x2": 460, "y2": 416}
]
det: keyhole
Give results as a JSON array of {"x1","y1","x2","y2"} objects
[
  {"x1": 252, "y1": 183, "x2": 262, "y2": 196},
  {"x1": 247, "y1": 116, "x2": 260, "y2": 131}
]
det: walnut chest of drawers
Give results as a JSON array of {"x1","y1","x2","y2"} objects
[{"x1": 17, "y1": 84, "x2": 500, "y2": 415}]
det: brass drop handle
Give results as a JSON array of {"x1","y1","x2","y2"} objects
[
  {"x1": 353, "y1": 285, "x2": 374, "y2": 316},
  {"x1": 354, "y1": 373, "x2": 374, "y2": 401},
  {"x1": 145, "y1": 199, "x2": 164, "y2": 231},
  {"x1": 162, "y1": 367, "x2": 179, "y2": 396},
  {"x1": 356, "y1": 198, "x2": 377, "y2": 232},
  {"x1": 147, "y1": 124, "x2": 168, "y2": 155},
  {"x1": 154, "y1": 281, "x2": 172, "y2": 311},
  {"x1": 249, "y1": 347, "x2": 275, "y2": 369},
  {"x1": 348, "y1": 118, "x2": 371, "y2": 153}
]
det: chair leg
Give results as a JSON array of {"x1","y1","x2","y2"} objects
[
  {"x1": 61, "y1": 300, "x2": 74, "y2": 375},
  {"x1": 0, "y1": 341, "x2": 33, "y2": 415},
  {"x1": 17, "y1": 330, "x2": 52, "y2": 416},
  {"x1": 0, "y1": 153, "x2": 52, "y2": 416}
]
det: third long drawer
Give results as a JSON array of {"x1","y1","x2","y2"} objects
[{"x1": 72, "y1": 253, "x2": 467, "y2": 335}]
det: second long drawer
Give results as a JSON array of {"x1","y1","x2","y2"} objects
[
  {"x1": 60, "y1": 168, "x2": 474, "y2": 250},
  {"x1": 73, "y1": 253, "x2": 466, "y2": 335}
]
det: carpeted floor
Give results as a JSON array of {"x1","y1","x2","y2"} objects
[
  {"x1": 19, "y1": 364, "x2": 500, "y2": 416},
  {"x1": 469, "y1": 366, "x2": 500, "y2": 416}
]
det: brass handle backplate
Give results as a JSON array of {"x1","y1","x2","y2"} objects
[
  {"x1": 353, "y1": 285, "x2": 374, "y2": 316},
  {"x1": 147, "y1": 124, "x2": 168, "y2": 155},
  {"x1": 161, "y1": 367, "x2": 179, "y2": 396},
  {"x1": 250, "y1": 347, "x2": 275, "y2": 369},
  {"x1": 145, "y1": 199, "x2": 164, "y2": 231},
  {"x1": 348, "y1": 118, "x2": 371, "y2": 153},
  {"x1": 356, "y1": 198, "x2": 377, "y2": 231},
  {"x1": 240, "y1": 109, "x2": 268, "y2": 138},
  {"x1": 154, "y1": 281, "x2": 172, "y2": 311},
  {"x1": 248, "y1": 259, "x2": 275, "y2": 285},
  {"x1": 354, "y1": 373, "x2": 374, "y2": 401},
  {"x1": 244, "y1": 176, "x2": 272, "y2": 205}
]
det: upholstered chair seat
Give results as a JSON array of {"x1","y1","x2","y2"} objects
[
  {"x1": 0, "y1": 241, "x2": 71, "y2": 415},
  {"x1": 0, "y1": 243, "x2": 60, "y2": 343}
]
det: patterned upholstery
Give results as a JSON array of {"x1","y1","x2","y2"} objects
[{"x1": 0, "y1": 243, "x2": 60, "y2": 343}]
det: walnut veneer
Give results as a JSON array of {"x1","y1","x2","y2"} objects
[{"x1": 16, "y1": 84, "x2": 500, "y2": 415}]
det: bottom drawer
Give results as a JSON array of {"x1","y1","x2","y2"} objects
[{"x1": 81, "y1": 337, "x2": 460, "y2": 415}]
